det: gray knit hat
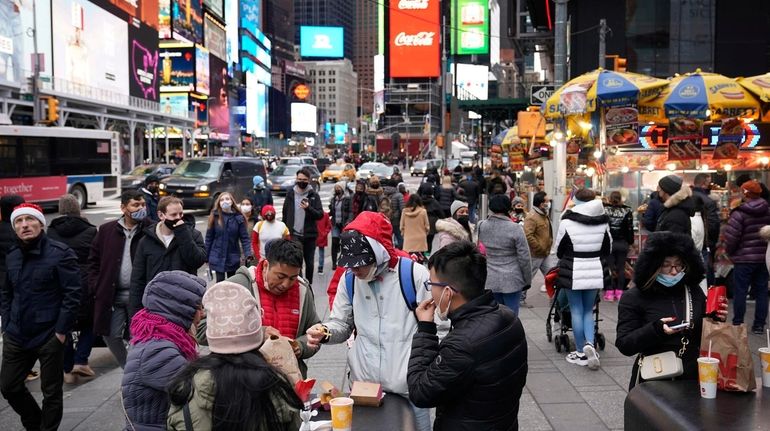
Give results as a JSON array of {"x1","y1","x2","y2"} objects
[
  {"x1": 58, "y1": 194, "x2": 81, "y2": 217},
  {"x1": 450, "y1": 200, "x2": 468, "y2": 217},
  {"x1": 658, "y1": 175, "x2": 683, "y2": 195}
]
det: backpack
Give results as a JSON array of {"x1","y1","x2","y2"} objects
[{"x1": 344, "y1": 257, "x2": 418, "y2": 311}]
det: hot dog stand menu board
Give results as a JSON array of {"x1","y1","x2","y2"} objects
[
  {"x1": 605, "y1": 107, "x2": 639, "y2": 146},
  {"x1": 713, "y1": 117, "x2": 743, "y2": 159},
  {"x1": 668, "y1": 117, "x2": 703, "y2": 161}
]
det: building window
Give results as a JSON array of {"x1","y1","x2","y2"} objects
[{"x1": 330, "y1": 71, "x2": 336, "y2": 76}]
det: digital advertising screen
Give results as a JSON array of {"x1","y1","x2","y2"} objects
[
  {"x1": 452, "y1": 0, "x2": 489, "y2": 55},
  {"x1": 203, "y1": 0, "x2": 224, "y2": 20},
  {"x1": 389, "y1": 0, "x2": 440, "y2": 78},
  {"x1": 159, "y1": 43, "x2": 195, "y2": 92},
  {"x1": 246, "y1": 72, "x2": 267, "y2": 138},
  {"x1": 204, "y1": 15, "x2": 226, "y2": 60},
  {"x1": 52, "y1": 0, "x2": 129, "y2": 95},
  {"x1": 190, "y1": 93, "x2": 208, "y2": 127},
  {"x1": 128, "y1": 21, "x2": 160, "y2": 101},
  {"x1": 291, "y1": 103, "x2": 317, "y2": 133},
  {"x1": 455, "y1": 63, "x2": 489, "y2": 100},
  {"x1": 159, "y1": 0, "x2": 171, "y2": 38},
  {"x1": 300, "y1": 26, "x2": 344, "y2": 58},
  {"x1": 224, "y1": 0, "x2": 238, "y2": 69},
  {"x1": 91, "y1": 0, "x2": 160, "y2": 30},
  {"x1": 0, "y1": 0, "x2": 53, "y2": 84},
  {"x1": 209, "y1": 55, "x2": 230, "y2": 138},
  {"x1": 195, "y1": 46, "x2": 209, "y2": 95},
  {"x1": 160, "y1": 93, "x2": 189, "y2": 117},
  {"x1": 325, "y1": 123, "x2": 348, "y2": 144},
  {"x1": 172, "y1": 0, "x2": 203, "y2": 44},
  {"x1": 239, "y1": 0, "x2": 261, "y2": 38}
]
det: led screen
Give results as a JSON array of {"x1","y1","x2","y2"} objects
[{"x1": 300, "y1": 26, "x2": 344, "y2": 58}]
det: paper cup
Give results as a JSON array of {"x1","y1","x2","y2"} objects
[
  {"x1": 330, "y1": 397, "x2": 354, "y2": 431},
  {"x1": 760, "y1": 347, "x2": 770, "y2": 388},
  {"x1": 697, "y1": 357, "x2": 719, "y2": 399}
]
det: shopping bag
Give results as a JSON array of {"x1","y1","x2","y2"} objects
[
  {"x1": 259, "y1": 335, "x2": 303, "y2": 384},
  {"x1": 699, "y1": 319, "x2": 756, "y2": 392}
]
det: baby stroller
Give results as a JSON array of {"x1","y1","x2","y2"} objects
[{"x1": 544, "y1": 267, "x2": 606, "y2": 353}]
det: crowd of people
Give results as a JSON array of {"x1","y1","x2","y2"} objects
[{"x1": 0, "y1": 162, "x2": 767, "y2": 430}]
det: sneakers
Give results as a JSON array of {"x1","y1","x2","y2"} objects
[
  {"x1": 539, "y1": 284, "x2": 547, "y2": 293},
  {"x1": 566, "y1": 351, "x2": 588, "y2": 366},
  {"x1": 583, "y1": 343, "x2": 601, "y2": 370},
  {"x1": 614, "y1": 289, "x2": 624, "y2": 301},
  {"x1": 752, "y1": 325, "x2": 765, "y2": 335},
  {"x1": 603, "y1": 290, "x2": 615, "y2": 302},
  {"x1": 317, "y1": 267, "x2": 324, "y2": 275},
  {"x1": 72, "y1": 364, "x2": 96, "y2": 377}
]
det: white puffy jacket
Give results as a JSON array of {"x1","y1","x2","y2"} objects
[{"x1": 553, "y1": 199, "x2": 612, "y2": 291}]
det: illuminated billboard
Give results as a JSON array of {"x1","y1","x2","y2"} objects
[
  {"x1": 455, "y1": 63, "x2": 488, "y2": 100},
  {"x1": 195, "y1": 46, "x2": 209, "y2": 95},
  {"x1": 190, "y1": 93, "x2": 208, "y2": 127},
  {"x1": 128, "y1": 21, "x2": 160, "y2": 101},
  {"x1": 246, "y1": 72, "x2": 268, "y2": 138},
  {"x1": 240, "y1": 0, "x2": 261, "y2": 38},
  {"x1": 91, "y1": 0, "x2": 160, "y2": 30},
  {"x1": 159, "y1": 44, "x2": 195, "y2": 92},
  {"x1": 325, "y1": 123, "x2": 349, "y2": 144},
  {"x1": 0, "y1": 0, "x2": 53, "y2": 84},
  {"x1": 203, "y1": 0, "x2": 224, "y2": 19},
  {"x1": 224, "y1": 0, "x2": 238, "y2": 68},
  {"x1": 209, "y1": 55, "x2": 230, "y2": 138},
  {"x1": 300, "y1": 26, "x2": 344, "y2": 58},
  {"x1": 52, "y1": 0, "x2": 129, "y2": 95},
  {"x1": 291, "y1": 103, "x2": 317, "y2": 133},
  {"x1": 159, "y1": 0, "x2": 171, "y2": 38},
  {"x1": 172, "y1": 0, "x2": 203, "y2": 44},
  {"x1": 204, "y1": 15, "x2": 226, "y2": 60},
  {"x1": 160, "y1": 93, "x2": 190, "y2": 117},
  {"x1": 388, "y1": 0, "x2": 440, "y2": 78},
  {"x1": 452, "y1": 0, "x2": 489, "y2": 55}
]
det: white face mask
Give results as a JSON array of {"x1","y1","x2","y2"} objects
[
  {"x1": 241, "y1": 204, "x2": 252, "y2": 213},
  {"x1": 542, "y1": 202, "x2": 551, "y2": 212},
  {"x1": 356, "y1": 265, "x2": 378, "y2": 282},
  {"x1": 436, "y1": 287, "x2": 452, "y2": 321}
]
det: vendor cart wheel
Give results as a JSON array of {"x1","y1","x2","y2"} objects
[
  {"x1": 554, "y1": 337, "x2": 562, "y2": 353},
  {"x1": 597, "y1": 333, "x2": 606, "y2": 351}
]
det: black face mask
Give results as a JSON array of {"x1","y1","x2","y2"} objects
[
  {"x1": 515, "y1": 208, "x2": 524, "y2": 214},
  {"x1": 265, "y1": 214, "x2": 275, "y2": 221},
  {"x1": 296, "y1": 181, "x2": 309, "y2": 189},
  {"x1": 335, "y1": 189, "x2": 343, "y2": 196},
  {"x1": 163, "y1": 218, "x2": 181, "y2": 230},
  {"x1": 456, "y1": 215, "x2": 470, "y2": 226},
  {"x1": 370, "y1": 184, "x2": 379, "y2": 189}
]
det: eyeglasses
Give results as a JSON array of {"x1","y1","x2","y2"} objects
[
  {"x1": 660, "y1": 264, "x2": 686, "y2": 274},
  {"x1": 423, "y1": 281, "x2": 458, "y2": 292}
]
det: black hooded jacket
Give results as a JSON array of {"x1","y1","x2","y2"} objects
[
  {"x1": 656, "y1": 187, "x2": 695, "y2": 234},
  {"x1": 616, "y1": 231, "x2": 707, "y2": 390}
]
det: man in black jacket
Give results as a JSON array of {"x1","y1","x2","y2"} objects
[
  {"x1": 282, "y1": 167, "x2": 323, "y2": 284},
  {"x1": 408, "y1": 241, "x2": 527, "y2": 430},
  {"x1": 458, "y1": 169, "x2": 480, "y2": 222},
  {"x1": 656, "y1": 174, "x2": 695, "y2": 234},
  {"x1": 0, "y1": 203, "x2": 81, "y2": 431},
  {"x1": 691, "y1": 173, "x2": 720, "y2": 284},
  {"x1": 129, "y1": 196, "x2": 206, "y2": 317}
]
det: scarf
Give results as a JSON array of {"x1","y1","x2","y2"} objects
[{"x1": 129, "y1": 308, "x2": 198, "y2": 361}]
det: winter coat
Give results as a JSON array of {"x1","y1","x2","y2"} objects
[
  {"x1": 384, "y1": 186, "x2": 405, "y2": 226},
  {"x1": 656, "y1": 187, "x2": 695, "y2": 234},
  {"x1": 604, "y1": 204, "x2": 634, "y2": 244},
  {"x1": 325, "y1": 212, "x2": 434, "y2": 396},
  {"x1": 348, "y1": 192, "x2": 379, "y2": 223},
  {"x1": 408, "y1": 291, "x2": 527, "y2": 430},
  {"x1": 616, "y1": 231, "x2": 707, "y2": 390},
  {"x1": 421, "y1": 196, "x2": 444, "y2": 235},
  {"x1": 47, "y1": 216, "x2": 97, "y2": 330},
  {"x1": 724, "y1": 198, "x2": 770, "y2": 264},
  {"x1": 642, "y1": 192, "x2": 664, "y2": 231},
  {"x1": 140, "y1": 187, "x2": 160, "y2": 222},
  {"x1": 691, "y1": 187, "x2": 720, "y2": 249},
  {"x1": 523, "y1": 208, "x2": 553, "y2": 258},
  {"x1": 129, "y1": 221, "x2": 206, "y2": 318},
  {"x1": 400, "y1": 207, "x2": 430, "y2": 252},
  {"x1": 554, "y1": 200, "x2": 612, "y2": 291},
  {"x1": 329, "y1": 195, "x2": 351, "y2": 228},
  {"x1": 0, "y1": 234, "x2": 81, "y2": 349},
  {"x1": 244, "y1": 187, "x2": 274, "y2": 215},
  {"x1": 87, "y1": 218, "x2": 149, "y2": 336},
  {"x1": 205, "y1": 211, "x2": 252, "y2": 273},
  {"x1": 435, "y1": 218, "x2": 472, "y2": 251},
  {"x1": 0, "y1": 222, "x2": 15, "y2": 290},
  {"x1": 316, "y1": 212, "x2": 332, "y2": 248},
  {"x1": 167, "y1": 369, "x2": 301, "y2": 431},
  {"x1": 477, "y1": 214, "x2": 533, "y2": 294},
  {"x1": 437, "y1": 185, "x2": 459, "y2": 216},
  {"x1": 458, "y1": 177, "x2": 480, "y2": 206},
  {"x1": 282, "y1": 187, "x2": 323, "y2": 238}
]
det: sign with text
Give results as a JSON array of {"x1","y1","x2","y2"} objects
[
  {"x1": 605, "y1": 107, "x2": 639, "y2": 146},
  {"x1": 300, "y1": 26, "x2": 344, "y2": 58},
  {"x1": 389, "y1": 0, "x2": 440, "y2": 78},
  {"x1": 0, "y1": 177, "x2": 68, "y2": 203},
  {"x1": 452, "y1": 0, "x2": 489, "y2": 55},
  {"x1": 128, "y1": 21, "x2": 160, "y2": 101},
  {"x1": 530, "y1": 85, "x2": 555, "y2": 105},
  {"x1": 204, "y1": 15, "x2": 226, "y2": 60}
]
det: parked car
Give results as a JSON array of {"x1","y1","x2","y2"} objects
[
  {"x1": 158, "y1": 157, "x2": 267, "y2": 210},
  {"x1": 280, "y1": 157, "x2": 315, "y2": 166},
  {"x1": 267, "y1": 164, "x2": 321, "y2": 195},
  {"x1": 121, "y1": 163, "x2": 175, "y2": 192},
  {"x1": 356, "y1": 162, "x2": 395, "y2": 181},
  {"x1": 410, "y1": 159, "x2": 443, "y2": 176},
  {"x1": 321, "y1": 163, "x2": 356, "y2": 182}
]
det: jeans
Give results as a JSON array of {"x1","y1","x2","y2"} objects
[
  {"x1": 103, "y1": 301, "x2": 129, "y2": 368},
  {"x1": 607, "y1": 240, "x2": 629, "y2": 291},
  {"x1": 393, "y1": 222, "x2": 404, "y2": 250},
  {"x1": 331, "y1": 225, "x2": 342, "y2": 269},
  {"x1": 318, "y1": 247, "x2": 325, "y2": 270},
  {"x1": 531, "y1": 254, "x2": 557, "y2": 278},
  {"x1": 731, "y1": 263, "x2": 769, "y2": 327},
  {"x1": 469, "y1": 204, "x2": 478, "y2": 224},
  {"x1": 410, "y1": 399, "x2": 432, "y2": 431},
  {"x1": 294, "y1": 236, "x2": 317, "y2": 285},
  {"x1": 214, "y1": 271, "x2": 236, "y2": 282},
  {"x1": 0, "y1": 334, "x2": 65, "y2": 431},
  {"x1": 63, "y1": 329, "x2": 95, "y2": 373},
  {"x1": 566, "y1": 289, "x2": 598, "y2": 352},
  {"x1": 493, "y1": 291, "x2": 522, "y2": 316}
]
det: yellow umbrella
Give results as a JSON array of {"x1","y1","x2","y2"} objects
[
  {"x1": 736, "y1": 73, "x2": 770, "y2": 103},
  {"x1": 543, "y1": 69, "x2": 669, "y2": 119},
  {"x1": 639, "y1": 70, "x2": 761, "y2": 123}
]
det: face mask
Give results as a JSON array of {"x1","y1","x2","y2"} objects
[
  {"x1": 656, "y1": 271, "x2": 685, "y2": 287},
  {"x1": 370, "y1": 184, "x2": 380, "y2": 189},
  {"x1": 436, "y1": 287, "x2": 452, "y2": 321},
  {"x1": 148, "y1": 185, "x2": 158, "y2": 192},
  {"x1": 335, "y1": 189, "x2": 343, "y2": 196},
  {"x1": 356, "y1": 265, "x2": 378, "y2": 282},
  {"x1": 220, "y1": 201, "x2": 232, "y2": 211},
  {"x1": 456, "y1": 215, "x2": 469, "y2": 225},
  {"x1": 515, "y1": 208, "x2": 524, "y2": 214},
  {"x1": 163, "y1": 218, "x2": 181, "y2": 230},
  {"x1": 296, "y1": 181, "x2": 309, "y2": 189},
  {"x1": 542, "y1": 203, "x2": 551, "y2": 212},
  {"x1": 241, "y1": 204, "x2": 252, "y2": 213},
  {"x1": 265, "y1": 213, "x2": 275, "y2": 221},
  {"x1": 129, "y1": 207, "x2": 146, "y2": 221}
]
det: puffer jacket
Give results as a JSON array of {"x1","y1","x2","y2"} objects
[
  {"x1": 642, "y1": 192, "x2": 664, "y2": 232},
  {"x1": 325, "y1": 212, "x2": 434, "y2": 396},
  {"x1": 657, "y1": 187, "x2": 695, "y2": 234},
  {"x1": 384, "y1": 185, "x2": 405, "y2": 226},
  {"x1": 47, "y1": 215, "x2": 97, "y2": 330},
  {"x1": 205, "y1": 211, "x2": 252, "y2": 273},
  {"x1": 724, "y1": 198, "x2": 770, "y2": 263},
  {"x1": 555, "y1": 199, "x2": 612, "y2": 291},
  {"x1": 435, "y1": 217, "x2": 472, "y2": 251},
  {"x1": 616, "y1": 231, "x2": 707, "y2": 390},
  {"x1": 604, "y1": 204, "x2": 634, "y2": 244},
  {"x1": 437, "y1": 185, "x2": 459, "y2": 216},
  {"x1": 408, "y1": 291, "x2": 527, "y2": 430},
  {"x1": 523, "y1": 208, "x2": 553, "y2": 258},
  {"x1": 477, "y1": 214, "x2": 533, "y2": 294}
]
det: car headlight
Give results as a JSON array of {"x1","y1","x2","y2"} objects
[
  {"x1": 197, "y1": 185, "x2": 209, "y2": 192},
  {"x1": 159, "y1": 183, "x2": 166, "y2": 190}
]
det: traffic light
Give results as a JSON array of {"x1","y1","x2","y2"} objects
[
  {"x1": 613, "y1": 57, "x2": 628, "y2": 73},
  {"x1": 47, "y1": 97, "x2": 59, "y2": 124}
]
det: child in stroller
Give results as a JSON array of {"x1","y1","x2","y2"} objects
[{"x1": 544, "y1": 267, "x2": 606, "y2": 353}]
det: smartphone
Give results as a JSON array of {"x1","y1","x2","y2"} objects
[
  {"x1": 668, "y1": 321, "x2": 689, "y2": 330},
  {"x1": 301, "y1": 198, "x2": 309, "y2": 207}
]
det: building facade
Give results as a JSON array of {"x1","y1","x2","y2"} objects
[
  {"x1": 299, "y1": 59, "x2": 358, "y2": 129},
  {"x1": 354, "y1": 0, "x2": 378, "y2": 117}
]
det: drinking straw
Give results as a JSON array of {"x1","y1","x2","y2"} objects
[
  {"x1": 708, "y1": 340, "x2": 712, "y2": 359},
  {"x1": 766, "y1": 328, "x2": 769, "y2": 349}
]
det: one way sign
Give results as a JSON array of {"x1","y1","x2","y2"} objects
[{"x1": 530, "y1": 85, "x2": 556, "y2": 106}]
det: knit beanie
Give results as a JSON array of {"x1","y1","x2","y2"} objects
[
  {"x1": 58, "y1": 194, "x2": 81, "y2": 217},
  {"x1": 10, "y1": 203, "x2": 46, "y2": 228},
  {"x1": 489, "y1": 194, "x2": 513, "y2": 214},
  {"x1": 204, "y1": 281, "x2": 264, "y2": 354},
  {"x1": 658, "y1": 174, "x2": 683, "y2": 195},
  {"x1": 450, "y1": 200, "x2": 468, "y2": 217},
  {"x1": 253, "y1": 175, "x2": 265, "y2": 188},
  {"x1": 741, "y1": 179, "x2": 763, "y2": 199}
]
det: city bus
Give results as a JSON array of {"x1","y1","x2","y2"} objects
[{"x1": 0, "y1": 125, "x2": 121, "y2": 209}]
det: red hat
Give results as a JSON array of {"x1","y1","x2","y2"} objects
[
  {"x1": 10, "y1": 203, "x2": 46, "y2": 228},
  {"x1": 741, "y1": 180, "x2": 762, "y2": 198},
  {"x1": 260, "y1": 204, "x2": 276, "y2": 218}
]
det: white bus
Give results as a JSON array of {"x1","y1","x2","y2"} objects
[{"x1": 0, "y1": 126, "x2": 121, "y2": 208}]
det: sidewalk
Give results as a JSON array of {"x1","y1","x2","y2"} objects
[{"x1": 1, "y1": 270, "x2": 767, "y2": 430}]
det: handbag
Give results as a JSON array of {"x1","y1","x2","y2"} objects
[{"x1": 636, "y1": 287, "x2": 691, "y2": 383}]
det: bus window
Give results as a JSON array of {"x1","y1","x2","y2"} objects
[
  {"x1": 22, "y1": 138, "x2": 51, "y2": 177},
  {"x1": 0, "y1": 137, "x2": 18, "y2": 178}
]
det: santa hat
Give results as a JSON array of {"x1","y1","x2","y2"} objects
[{"x1": 11, "y1": 203, "x2": 46, "y2": 228}]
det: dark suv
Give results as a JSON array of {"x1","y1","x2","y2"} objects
[{"x1": 159, "y1": 157, "x2": 267, "y2": 210}]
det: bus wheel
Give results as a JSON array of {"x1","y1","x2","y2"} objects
[{"x1": 70, "y1": 185, "x2": 87, "y2": 209}]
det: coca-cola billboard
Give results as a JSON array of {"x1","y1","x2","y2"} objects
[{"x1": 389, "y1": 0, "x2": 440, "y2": 78}]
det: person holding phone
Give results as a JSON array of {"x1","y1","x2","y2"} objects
[
  {"x1": 616, "y1": 231, "x2": 728, "y2": 390},
  {"x1": 282, "y1": 167, "x2": 323, "y2": 284}
]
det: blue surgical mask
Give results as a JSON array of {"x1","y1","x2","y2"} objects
[
  {"x1": 221, "y1": 201, "x2": 232, "y2": 211},
  {"x1": 656, "y1": 272, "x2": 685, "y2": 287},
  {"x1": 129, "y1": 207, "x2": 146, "y2": 221}
]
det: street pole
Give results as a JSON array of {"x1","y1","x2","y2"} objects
[
  {"x1": 552, "y1": 0, "x2": 569, "y2": 229},
  {"x1": 440, "y1": 14, "x2": 448, "y2": 169},
  {"x1": 598, "y1": 19, "x2": 607, "y2": 69},
  {"x1": 32, "y1": 0, "x2": 40, "y2": 123}
]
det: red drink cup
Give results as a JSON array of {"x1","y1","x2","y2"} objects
[{"x1": 706, "y1": 285, "x2": 726, "y2": 316}]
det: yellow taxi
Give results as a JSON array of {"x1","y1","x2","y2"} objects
[{"x1": 321, "y1": 163, "x2": 356, "y2": 182}]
